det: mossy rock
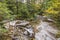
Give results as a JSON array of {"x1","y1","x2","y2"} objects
[
  {"x1": 0, "y1": 33, "x2": 12, "y2": 40},
  {"x1": 56, "y1": 31, "x2": 60, "y2": 38}
]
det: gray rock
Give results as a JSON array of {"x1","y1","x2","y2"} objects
[
  {"x1": 57, "y1": 38, "x2": 60, "y2": 40},
  {"x1": 47, "y1": 19, "x2": 54, "y2": 22},
  {"x1": 16, "y1": 22, "x2": 29, "y2": 26}
]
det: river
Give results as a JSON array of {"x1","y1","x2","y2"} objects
[{"x1": 35, "y1": 20, "x2": 58, "y2": 40}]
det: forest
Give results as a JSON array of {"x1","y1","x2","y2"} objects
[{"x1": 0, "y1": 0, "x2": 60, "y2": 40}]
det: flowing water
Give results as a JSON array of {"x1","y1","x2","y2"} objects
[
  {"x1": 35, "y1": 20, "x2": 58, "y2": 40},
  {"x1": 4, "y1": 16, "x2": 59, "y2": 40}
]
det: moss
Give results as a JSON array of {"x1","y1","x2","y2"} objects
[{"x1": 56, "y1": 31, "x2": 60, "y2": 38}]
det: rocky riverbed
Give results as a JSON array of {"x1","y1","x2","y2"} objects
[
  {"x1": 3, "y1": 20, "x2": 34, "y2": 40},
  {"x1": 0, "y1": 16, "x2": 60, "y2": 40}
]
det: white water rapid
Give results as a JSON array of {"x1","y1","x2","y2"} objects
[{"x1": 35, "y1": 20, "x2": 58, "y2": 40}]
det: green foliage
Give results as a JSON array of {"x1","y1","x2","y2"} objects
[
  {"x1": 0, "y1": 22, "x2": 7, "y2": 33},
  {"x1": 43, "y1": 0, "x2": 60, "y2": 29},
  {"x1": 0, "y1": 0, "x2": 11, "y2": 21},
  {"x1": 0, "y1": 27, "x2": 7, "y2": 33},
  {"x1": 6, "y1": 0, "x2": 41, "y2": 20}
]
